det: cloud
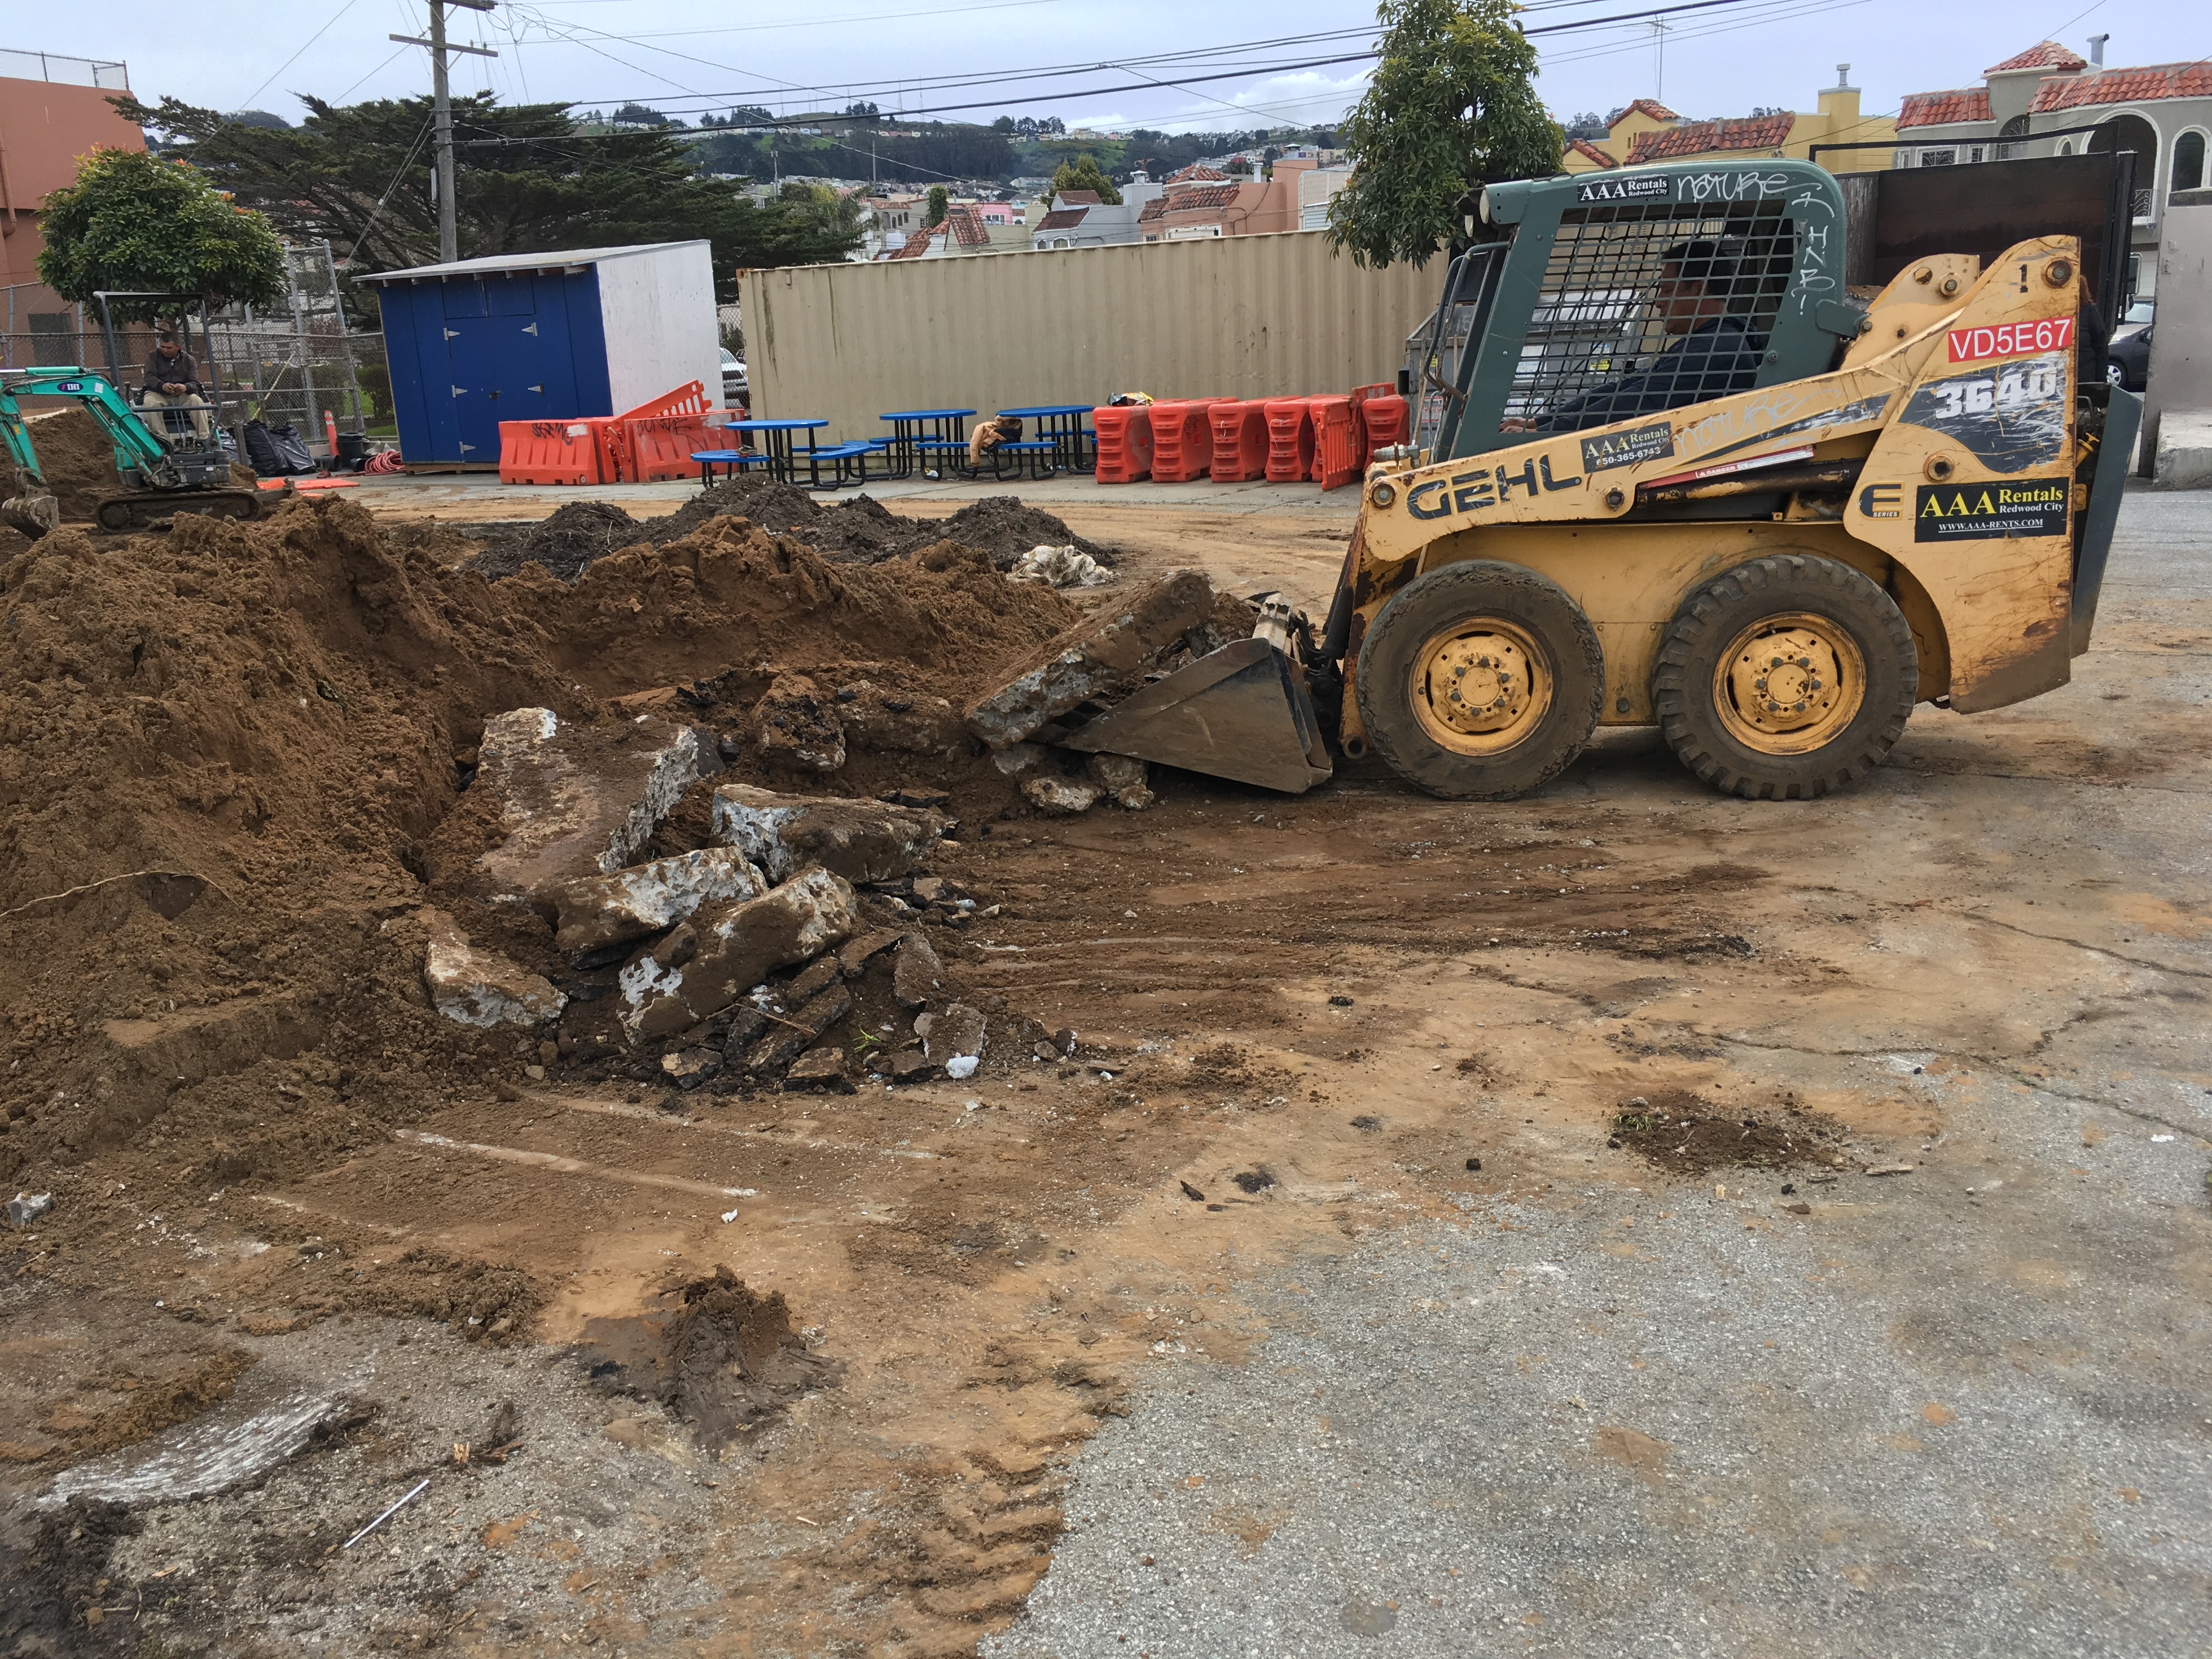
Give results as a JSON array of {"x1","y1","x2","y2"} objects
[{"x1": 1064, "y1": 69, "x2": 1371, "y2": 137}]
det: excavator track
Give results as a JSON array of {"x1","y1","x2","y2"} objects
[{"x1": 94, "y1": 488, "x2": 267, "y2": 534}]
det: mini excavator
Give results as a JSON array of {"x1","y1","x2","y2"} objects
[
  {"x1": 1070, "y1": 153, "x2": 2140, "y2": 802},
  {"x1": 2, "y1": 367, "x2": 270, "y2": 539}
]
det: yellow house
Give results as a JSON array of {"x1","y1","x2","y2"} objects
[{"x1": 1562, "y1": 71, "x2": 1897, "y2": 176}]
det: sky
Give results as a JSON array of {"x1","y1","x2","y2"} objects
[{"x1": 45, "y1": 0, "x2": 2205, "y2": 140}]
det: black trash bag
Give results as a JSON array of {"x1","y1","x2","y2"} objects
[{"x1": 244, "y1": 419, "x2": 318, "y2": 476}]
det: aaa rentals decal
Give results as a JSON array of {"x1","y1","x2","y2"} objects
[
  {"x1": 1947, "y1": 318, "x2": 2074, "y2": 362},
  {"x1": 1914, "y1": 481, "x2": 2068, "y2": 542}
]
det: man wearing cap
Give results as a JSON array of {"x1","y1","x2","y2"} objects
[
  {"x1": 141, "y1": 330, "x2": 212, "y2": 442},
  {"x1": 1502, "y1": 238, "x2": 1767, "y2": 433}
]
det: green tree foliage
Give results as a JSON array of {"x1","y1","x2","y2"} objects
[
  {"x1": 37, "y1": 146, "x2": 286, "y2": 320},
  {"x1": 1327, "y1": 0, "x2": 1562, "y2": 268},
  {"x1": 924, "y1": 185, "x2": 950, "y2": 228},
  {"x1": 691, "y1": 121, "x2": 1011, "y2": 188},
  {"x1": 116, "y1": 94, "x2": 864, "y2": 300},
  {"x1": 1049, "y1": 154, "x2": 1122, "y2": 205}
]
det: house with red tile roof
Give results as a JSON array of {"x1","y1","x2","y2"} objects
[
  {"x1": 1894, "y1": 38, "x2": 2212, "y2": 300},
  {"x1": 1562, "y1": 74, "x2": 1892, "y2": 177}
]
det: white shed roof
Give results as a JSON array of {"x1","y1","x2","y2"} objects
[{"x1": 358, "y1": 241, "x2": 711, "y2": 283}]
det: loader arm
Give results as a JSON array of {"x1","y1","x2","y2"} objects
[{"x1": 0, "y1": 369, "x2": 179, "y2": 482}]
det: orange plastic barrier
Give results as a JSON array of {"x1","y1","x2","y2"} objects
[
  {"x1": 1148, "y1": 399, "x2": 1217, "y2": 483},
  {"x1": 597, "y1": 380, "x2": 715, "y2": 481},
  {"x1": 616, "y1": 411, "x2": 723, "y2": 483},
  {"x1": 1092, "y1": 405, "x2": 1154, "y2": 484},
  {"x1": 1308, "y1": 394, "x2": 1362, "y2": 491},
  {"x1": 1262, "y1": 398, "x2": 1314, "y2": 483},
  {"x1": 499, "y1": 417, "x2": 608, "y2": 485},
  {"x1": 1355, "y1": 391, "x2": 1409, "y2": 461},
  {"x1": 1208, "y1": 402, "x2": 1269, "y2": 482}
]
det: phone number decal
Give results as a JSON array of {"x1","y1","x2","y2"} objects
[{"x1": 1947, "y1": 318, "x2": 2074, "y2": 362}]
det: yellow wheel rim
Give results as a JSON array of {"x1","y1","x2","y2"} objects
[
  {"x1": 1409, "y1": 619, "x2": 1554, "y2": 756},
  {"x1": 1712, "y1": 612, "x2": 1866, "y2": 755}
]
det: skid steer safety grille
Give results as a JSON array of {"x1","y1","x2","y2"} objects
[{"x1": 1512, "y1": 200, "x2": 1795, "y2": 432}]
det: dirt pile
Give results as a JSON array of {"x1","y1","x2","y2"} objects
[
  {"x1": 20, "y1": 406, "x2": 125, "y2": 521},
  {"x1": 466, "y1": 499, "x2": 644, "y2": 583},
  {"x1": 0, "y1": 495, "x2": 1082, "y2": 1197},
  {"x1": 1609, "y1": 1090, "x2": 1848, "y2": 1173},
  {"x1": 463, "y1": 479, "x2": 1114, "y2": 583}
]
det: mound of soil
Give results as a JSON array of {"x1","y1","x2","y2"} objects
[
  {"x1": 1608, "y1": 1090, "x2": 1848, "y2": 1175},
  {"x1": 461, "y1": 478, "x2": 1114, "y2": 584},
  {"x1": 467, "y1": 499, "x2": 645, "y2": 582},
  {"x1": 22, "y1": 405, "x2": 126, "y2": 521},
  {"x1": 0, "y1": 494, "x2": 1081, "y2": 1198}
]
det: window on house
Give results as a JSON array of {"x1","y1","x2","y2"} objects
[
  {"x1": 2058, "y1": 140, "x2": 2074, "y2": 156},
  {"x1": 2177, "y1": 131, "x2": 2208, "y2": 193},
  {"x1": 1920, "y1": 148, "x2": 1956, "y2": 167},
  {"x1": 1967, "y1": 146, "x2": 1985, "y2": 163}
]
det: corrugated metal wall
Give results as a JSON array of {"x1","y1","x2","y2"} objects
[{"x1": 740, "y1": 230, "x2": 1441, "y2": 435}]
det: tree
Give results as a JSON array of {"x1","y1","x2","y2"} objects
[
  {"x1": 1327, "y1": 0, "x2": 1562, "y2": 268},
  {"x1": 117, "y1": 95, "x2": 863, "y2": 301},
  {"x1": 612, "y1": 102, "x2": 671, "y2": 128},
  {"x1": 842, "y1": 102, "x2": 881, "y2": 123},
  {"x1": 1562, "y1": 109, "x2": 1610, "y2": 139},
  {"x1": 924, "y1": 185, "x2": 949, "y2": 228},
  {"x1": 1050, "y1": 154, "x2": 1122, "y2": 205},
  {"x1": 37, "y1": 147, "x2": 286, "y2": 323}
]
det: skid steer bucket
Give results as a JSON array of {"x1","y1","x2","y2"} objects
[{"x1": 1062, "y1": 635, "x2": 1333, "y2": 794}]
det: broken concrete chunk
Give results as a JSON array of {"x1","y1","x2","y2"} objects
[
  {"x1": 785, "y1": 1048, "x2": 855, "y2": 1093},
  {"x1": 890, "y1": 1046, "x2": 936, "y2": 1083},
  {"x1": 838, "y1": 681, "x2": 966, "y2": 755},
  {"x1": 420, "y1": 909, "x2": 566, "y2": 1028},
  {"x1": 930, "y1": 1003, "x2": 986, "y2": 1074},
  {"x1": 7, "y1": 1192, "x2": 53, "y2": 1229},
  {"x1": 1023, "y1": 776, "x2": 1101, "y2": 816},
  {"x1": 991, "y1": 742, "x2": 1046, "y2": 777},
  {"x1": 964, "y1": 569, "x2": 1214, "y2": 749},
  {"x1": 661, "y1": 1048, "x2": 721, "y2": 1090},
  {"x1": 746, "y1": 985, "x2": 853, "y2": 1075},
  {"x1": 471, "y1": 708, "x2": 699, "y2": 912},
  {"x1": 551, "y1": 846, "x2": 768, "y2": 957},
  {"x1": 751, "y1": 673, "x2": 846, "y2": 773},
  {"x1": 837, "y1": 928, "x2": 904, "y2": 977},
  {"x1": 618, "y1": 867, "x2": 858, "y2": 1043},
  {"x1": 893, "y1": 932, "x2": 944, "y2": 1008},
  {"x1": 1086, "y1": 753, "x2": 1154, "y2": 810},
  {"x1": 783, "y1": 955, "x2": 844, "y2": 1005},
  {"x1": 712, "y1": 785, "x2": 945, "y2": 885}
]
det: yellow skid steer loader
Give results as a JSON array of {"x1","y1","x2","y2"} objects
[{"x1": 1074, "y1": 154, "x2": 2139, "y2": 802}]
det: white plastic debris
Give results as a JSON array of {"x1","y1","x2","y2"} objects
[
  {"x1": 7, "y1": 1192, "x2": 53, "y2": 1229},
  {"x1": 945, "y1": 1054, "x2": 980, "y2": 1080},
  {"x1": 1008, "y1": 544, "x2": 1115, "y2": 588}
]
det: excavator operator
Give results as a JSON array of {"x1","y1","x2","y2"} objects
[
  {"x1": 141, "y1": 330, "x2": 212, "y2": 442},
  {"x1": 1501, "y1": 238, "x2": 1766, "y2": 433}
]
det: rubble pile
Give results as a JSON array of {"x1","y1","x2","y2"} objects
[{"x1": 0, "y1": 494, "x2": 1104, "y2": 1182}]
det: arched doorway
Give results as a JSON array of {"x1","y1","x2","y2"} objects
[{"x1": 2091, "y1": 113, "x2": 2162, "y2": 211}]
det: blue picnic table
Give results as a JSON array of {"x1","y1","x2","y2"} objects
[
  {"x1": 879, "y1": 408, "x2": 976, "y2": 480},
  {"x1": 996, "y1": 403, "x2": 1096, "y2": 473}
]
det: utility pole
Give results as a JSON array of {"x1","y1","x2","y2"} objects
[{"x1": 392, "y1": 0, "x2": 500, "y2": 263}]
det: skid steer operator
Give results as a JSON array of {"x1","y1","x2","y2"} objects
[
  {"x1": 141, "y1": 331, "x2": 211, "y2": 442},
  {"x1": 1500, "y1": 238, "x2": 1765, "y2": 434}
]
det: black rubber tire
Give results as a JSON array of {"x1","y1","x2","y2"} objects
[
  {"x1": 1653, "y1": 553, "x2": 1916, "y2": 801},
  {"x1": 1357, "y1": 560, "x2": 1606, "y2": 800}
]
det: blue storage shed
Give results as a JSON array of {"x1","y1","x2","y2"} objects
[{"x1": 360, "y1": 241, "x2": 721, "y2": 465}]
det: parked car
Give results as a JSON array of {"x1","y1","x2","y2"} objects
[
  {"x1": 720, "y1": 347, "x2": 748, "y2": 404},
  {"x1": 2108, "y1": 325, "x2": 2151, "y2": 393},
  {"x1": 2112, "y1": 297, "x2": 2154, "y2": 341}
]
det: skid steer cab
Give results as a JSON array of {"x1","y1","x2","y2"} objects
[{"x1": 1301, "y1": 156, "x2": 2139, "y2": 802}]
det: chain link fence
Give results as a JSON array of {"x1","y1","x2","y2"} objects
[{"x1": 2, "y1": 243, "x2": 394, "y2": 458}]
